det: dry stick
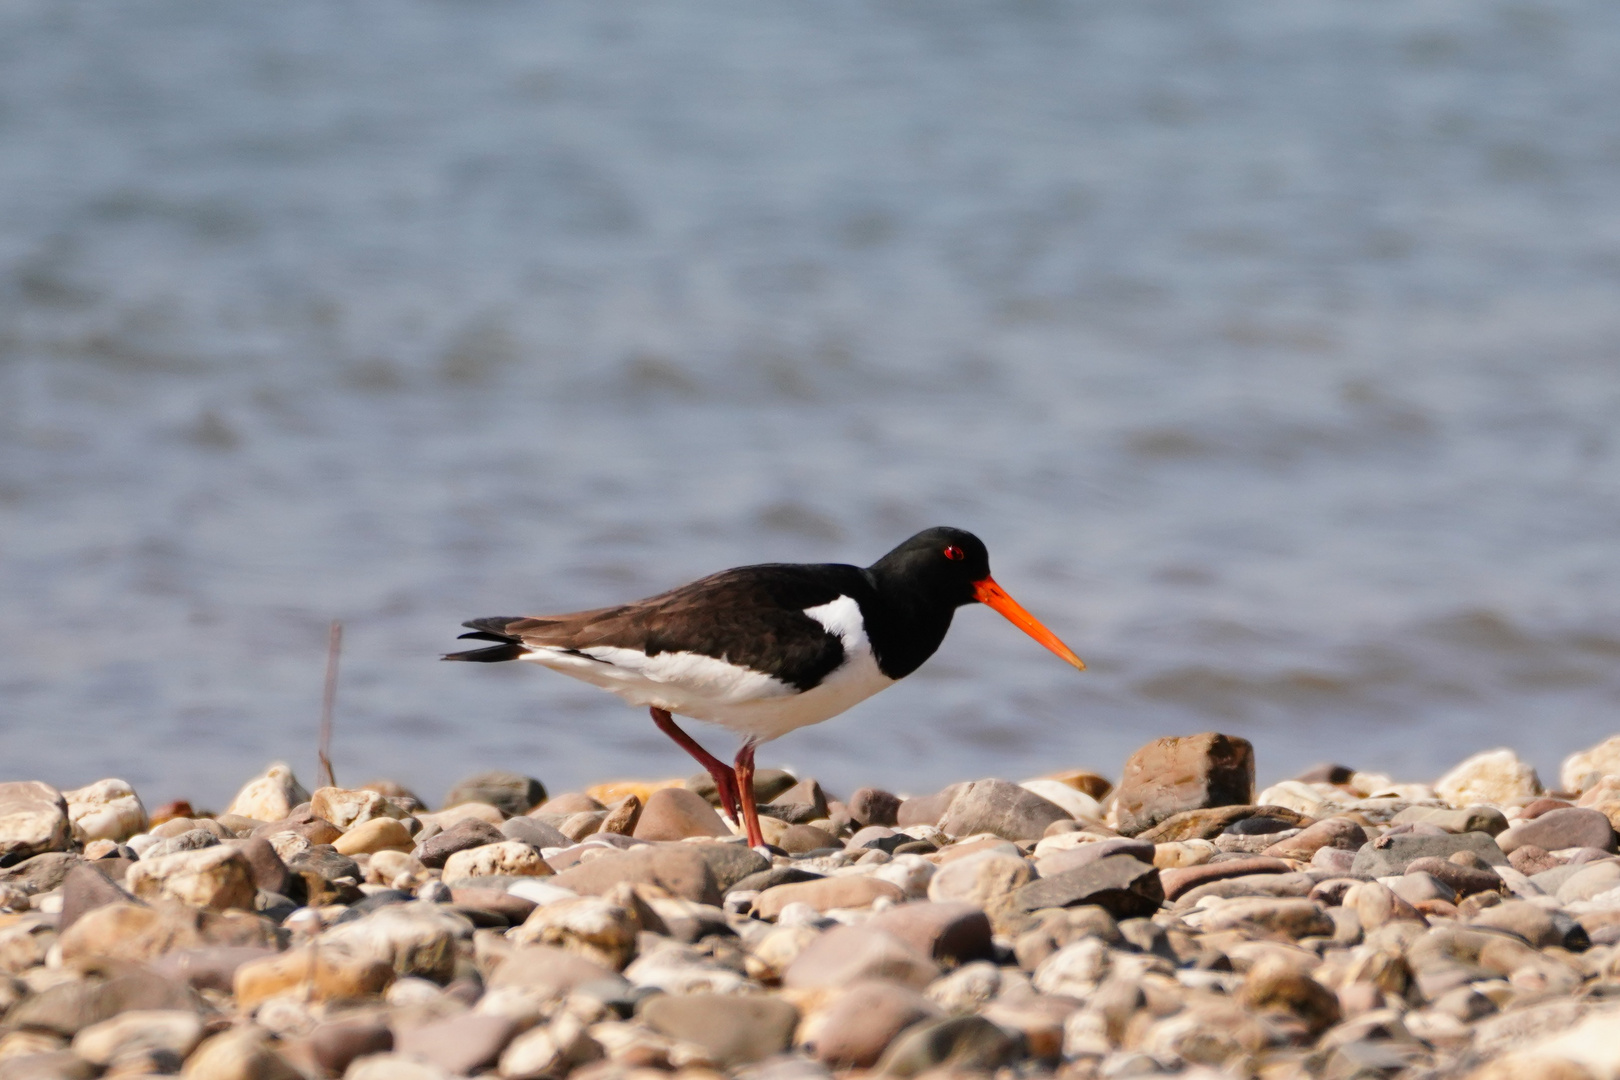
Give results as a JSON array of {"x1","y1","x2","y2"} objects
[{"x1": 318, "y1": 620, "x2": 342, "y2": 790}]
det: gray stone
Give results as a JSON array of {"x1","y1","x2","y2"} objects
[
  {"x1": 1136, "y1": 804, "x2": 1312, "y2": 843},
  {"x1": 640, "y1": 992, "x2": 800, "y2": 1067},
  {"x1": 1114, "y1": 733, "x2": 1255, "y2": 836},
  {"x1": 8, "y1": 967, "x2": 198, "y2": 1036},
  {"x1": 686, "y1": 768, "x2": 797, "y2": 808},
  {"x1": 442, "y1": 770, "x2": 546, "y2": 817},
  {"x1": 729, "y1": 866, "x2": 824, "y2": 894},
  {"x1": 57, "y1": 864, "x2": 137, "y2": 932},
  {"x1": 0, "y1": 852, "x2": 83, "y2": 894},
  {"x1": 937, "y1": 779, "x2": 1070, "y2": 841},
  {"x1": 1012, "y1": 854, "x2": 1164, "y2": 919},
  {"x1": 1351, "y1": 831, "x2": 1508, "y2": 878},
  {"x1": 501, "y1": 815, "x2": 571, "y2": 849},
  {"x1": 687, "y1": 841, "x2": 772, "y2": 891},
  {"x1": 1035, "y1": 838, "x2": 1153, "y2": 876}
]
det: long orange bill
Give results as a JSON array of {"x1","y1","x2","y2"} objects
[{"x1": 972, "y1": 577, "x2": 1086, "y2": 670}]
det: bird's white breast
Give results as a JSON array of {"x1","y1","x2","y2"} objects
[{"x1": 518, "y1": 594, "x2": 894, "y2": 742}]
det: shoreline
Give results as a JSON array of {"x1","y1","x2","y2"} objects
[{"x1": 3, "y1": 733, "x2": 1620, "y2": 1078}]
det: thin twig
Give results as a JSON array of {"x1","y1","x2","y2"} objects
[{"x1": 318, "y1": 620, "x2": 341, "y2": 789}]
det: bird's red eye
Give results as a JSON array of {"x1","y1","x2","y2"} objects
[{"x1": 943, "y1": 545, "x2": 965, "y2": 561}]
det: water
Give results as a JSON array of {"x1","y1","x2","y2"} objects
[{"x1": 2, "y1": 1, "x2": 1619, "y2": 810}]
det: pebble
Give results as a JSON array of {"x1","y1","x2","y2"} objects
[
  {"x1": 17, "y1": 739, "x2": 1620, "y2": 1077},
  {"x1": 632, "y1": 788, "x2": 732, "y2": 841},
  {"x1": 1113, "y1": 733, "x2": 1256, "y2": 836},
  {"x1": 936, "y1": 778, "x2": 1072, "y2": 841}
]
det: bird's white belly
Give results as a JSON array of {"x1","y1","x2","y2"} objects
[{"x1": 518, "y1": 595, "x2": 895, "y2": 742}]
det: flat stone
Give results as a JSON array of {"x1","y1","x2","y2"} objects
[
  {"x1": 803, "y1": 979, "x2": 940, "y2": 1068},
  {"x1": 640, "y1": 992, "x2": 799, "y2": 1067},
  {"x1": 1114, "y1": 733, "x2": 1256, "y2": 836},
  {"x1": 126, "y1": 846, "x2": 256, "y2": 911},
  {"x1": 9, "y1": 966, "x2": 198, "y2": 1036},
  {"x1": 1390, "y1": 870, "x2": 1456, "y2": 906},
  {"x1": 1176, "y1": 871, "x2": 1318, "y2": 905},
  {"x1": 225, "y1": 763, "x2": 310, "y2": 823},
  {"x1": 286, "y1": 845, "x2": 362, "y2": 883},
  {"x1": 926, "y1": 850, "x2": 1035, "y2": 909},
  {"x1": 414, "y1": 818, "x2": 505, "y2": 868},
  {"x1": 683, "y1": 842, "x2": 771, "y2": 891},
  {"x1": 1391, "y1": 805, "x2": 1511, "y2": 836},
  {"x1": 849, "y1": 788, "x2": 903, "y2": 827},
  {"x1": 443, "y1": 839, "x2": 552, "y2": 882},
  {"x1": 1403, "y1": 856, "x2": 1504, "y2": 898},
  {"x1": 0, "y1": 781, "x2": 72, "y2": 863},
  {"x1": 0, "y1": 852, "x2": 84, "y2": 896},
  {"x1": 1470, "y1": 899, "x2": 1567, "y2": 948},
  {"x1": 866, "y1": 900, "x2": 994, "y2": 964},
  {"x1": 1135, "y1": 804, "x2": 1312, "y2": 843},
  {"x1": 1035, "y1": 837, "x2": 1154, "y2": 876},
  {"x1": 148, "y1": 946, "x2": 278, "y2": 992},
  {"x1": 71, "y1": 1008, "x2": 203, "y2": 1066},
  {"x1": 549, "y1": 845, "x2": 722, "y2": 905},
  {"x1": 1264, "y1": 817, "x2": 1367, "y2": 860},
  {"x1": 394, "y1": 1012, "x2": 521, "y2": 1075},
  {"x1": 501, "y1": 815, "x2": 571, "y2": 850},
  {"x1": 1158, "y1": 857, "x2": 1293, "y2": 901},
  {"x1": 333, "y1": 818, "x2": 416, "y2": 856},
  {"x1": 874, "y1": 1014, "x2": 1022, "y2": 1077},
  {"x1": 487, "y1": 944, "x2": 626, "y2": 996},
  {"x1": 443, "y1": 770, "x2": 547, "y2": 817},
  {"x1": 769, "y1": 778, "x2": 830, "y2": 818},
  {"x1": 1352, "y1": 831, "x2": 1508, "y2": 877},
  {"x1": 729, "y1": 866, "x2": 824, "y2": 894},
  {"x1": 1435, "y1": 748, "x2": 1542, "y2": 807},
  {"x1": 755, "y1": 875, "x2": 904, "y2": 919},
  {"x1": 1555, "y1": 861, "x2": 1620, "y2": 903},
  {"x1": 783, "y1": 924, "x2": 939, "y2": 990},
  {"x1": 1497, "y1": 807, "x2": 1616, "y2": 854},
  {"x1": 936, "y1": 778, "x2": 1070, "y2": 841},
  {"x1": 234, "y1": 945, "x2": 394, "y2": 1008},
  {"x1": 1012, "y1": 854, "x2": 1164, "y2": 919},
  {"x1": 896, "y1": 785, "x2": 965, "y2": 828},
  {"x1": 310, "y1": 1017, "x2": 393, "y2": 1076},
  {"x1": 1199, "y1": 897, "x2": 1335, "y2": 940}
]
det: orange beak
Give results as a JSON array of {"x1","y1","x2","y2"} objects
[{"x1": 972, "y1": 577, "x2": 1086, "y2": 670}]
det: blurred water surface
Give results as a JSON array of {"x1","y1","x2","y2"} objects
[{"x1": 3, "y1": 1, "x2": 1619, "y2": 807}]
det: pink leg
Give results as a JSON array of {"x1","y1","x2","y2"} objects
[
  {"x1": 650, "y1": 707, "x2": 742, "y2": 825},
  {"x1": 734, "y1": 740, "x2": 765, "y2": 849}
]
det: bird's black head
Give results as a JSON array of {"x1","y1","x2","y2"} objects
[{"x1": 867, "y1": 526, "x2": 991, "y2": 608}]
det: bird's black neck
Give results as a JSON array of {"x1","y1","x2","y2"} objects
[{"x1": 859, "y1": 567, "x2": 959, "y2": 680}]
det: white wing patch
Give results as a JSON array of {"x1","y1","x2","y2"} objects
[{"x1": 517, "y1": 594, "x2": 895, "y2": 742}]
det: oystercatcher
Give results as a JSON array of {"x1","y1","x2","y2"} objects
[{"x1": 444, "y1": 526, "x2": 1084, "y2": 848}]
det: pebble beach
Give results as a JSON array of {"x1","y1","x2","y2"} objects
[{"x1": 5, "y1": 736, "x2": 1620, "y2": 1078}]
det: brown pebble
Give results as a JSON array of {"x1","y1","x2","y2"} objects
[{"x1": 632, "y1": 788, "x2": 731, "y2": 841}]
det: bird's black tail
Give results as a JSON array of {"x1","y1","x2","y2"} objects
[{"x1": 442, "y1": 618, "x2": 527, "y2": 662}]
